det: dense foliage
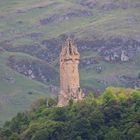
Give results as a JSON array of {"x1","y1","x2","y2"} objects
[{"x1": 0, "y1": 87, "x2": 140, "y2": 140}]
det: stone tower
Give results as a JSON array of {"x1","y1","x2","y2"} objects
[{"x1": 58, "y1": 38, "x2": 84, "y2": 107}]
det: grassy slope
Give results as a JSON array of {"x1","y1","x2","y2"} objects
[
  {"x1": 0, "y1": 0, "x2": 140, "y2": 125},
  {"x1": 0, "y1": 51, "x2": 51, "y2": 126},
  {"x1": 0, "y1": 0, "x2": 139, "y2": 41}
]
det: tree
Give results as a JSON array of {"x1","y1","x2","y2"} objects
[
  {"x1": 9, "y1": 133, "x2": 19, "y2": 140},
  {"x1": 105, "y1": 127, "x2": 125, "y2": 140},
  {"x1": 0, "y1": 88, "x2": 140, "y2": 140}
]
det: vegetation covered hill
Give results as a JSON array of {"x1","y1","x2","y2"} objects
[
  {"x1": 1, "y1": 0, "x2": 140, "y2": 90},
  {"x1": 0, "y1": 51, "x2": 54, "y2": 126},
  {"x1": 0, "y1": 87, "x2": 140, "y2": 140},
  {"x1": 0, "y1": 0, "x2": 140, "y2": 125}
]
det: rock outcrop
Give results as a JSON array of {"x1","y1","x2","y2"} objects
[{"x1": 8, "y1": 55, "x2": 58, "y2": 84}]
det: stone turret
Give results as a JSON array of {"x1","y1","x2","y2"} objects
[{"x1": 58, "y1": 38, "x2": 85, "y2": 107}]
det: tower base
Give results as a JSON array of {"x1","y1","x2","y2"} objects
[{"x1": 57, "y1": 88, "x2": 85, "y2": 107}]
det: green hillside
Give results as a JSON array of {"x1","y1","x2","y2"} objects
[
  {"x1": 0, "y1": 51, "x2": 52, "y2": 126},
  {"x1": 0, "y1": 87, "x2": 140, "y2": 140},
  {"x1": 0, "y1": 0, "x2": 140, "y2": 125}
]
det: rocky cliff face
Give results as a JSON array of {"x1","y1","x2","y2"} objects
[
  {"x1": 0, "y1": 0, "x2": 140, "y2": 93},
  {"x1": 8, "y1": 55, "x2": 58, "y2": 84},
  {"x1": 4, "y1": 34, "x2": 140, "y2": 91}
]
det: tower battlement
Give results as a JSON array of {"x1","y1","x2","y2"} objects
[
  {"x1": 60, "y1": 38, "x2": 80, "y2": 61},
  {"x1": 58, "y1": 38, "x2": 85, "y2": 107}
]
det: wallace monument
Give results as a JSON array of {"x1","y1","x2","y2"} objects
[{"x1": 58, "y1": 38, "x2": 85, "y2": 107}]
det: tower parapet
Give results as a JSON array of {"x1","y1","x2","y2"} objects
[{"x1": 58, "y1": 38, "x2": 85, "y2": 107}]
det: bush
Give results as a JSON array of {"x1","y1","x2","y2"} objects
[{"x1": 0, "y1": 87, "x2": 140, "y2": 140}]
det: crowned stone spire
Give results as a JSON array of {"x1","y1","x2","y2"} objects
[{"x1": 58, "y1": 38, "x2": 85, "y2": 107}]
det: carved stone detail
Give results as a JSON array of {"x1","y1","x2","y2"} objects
[{"x1": 58, "y1": 38, "x2": 85, "y2": 107}]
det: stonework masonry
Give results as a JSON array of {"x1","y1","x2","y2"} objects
[{"x1": 58, "y1": 38, "x2": 85, "y2": 107}]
